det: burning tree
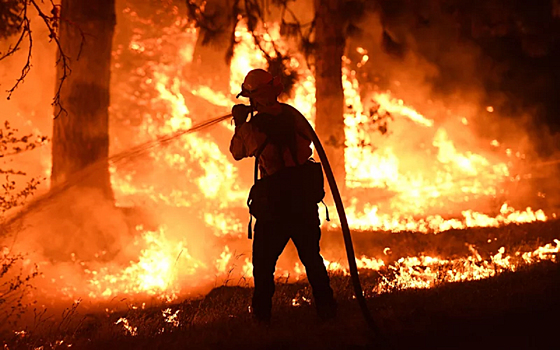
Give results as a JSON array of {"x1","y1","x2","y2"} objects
[
  {"x1": 313, "y1": 0, "x2": 347, "y2": 184},
  {"x1": 51, "y1": 0, "x2": 116, "y2": 199}
]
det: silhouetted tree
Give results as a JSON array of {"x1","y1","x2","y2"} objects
[
  {"x1": 312, "y1": 0, "x2": 373, "y2": 184},
  {"x1": 186, "y1": 0, "x2": 371, "y2": 183},
  {"x1": 51, "y1": 0, "x2": 116, "y2": 198},
  {"x1": 313, "y1": 0, "x2": 346, "y2": 183}
]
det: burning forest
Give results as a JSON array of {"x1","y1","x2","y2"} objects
[{"x1": 1, "y1": 0, "x2": 559, "y2": 349}]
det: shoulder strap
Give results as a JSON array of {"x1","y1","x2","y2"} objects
[
  {"x1": 254, "y1": 137, "x2": 270, "y2": 183},
  {"x1": 248, "y1": 137, "x2": 270, "y2": 240}
]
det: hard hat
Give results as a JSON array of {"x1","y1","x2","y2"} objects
[{"x1": 236, "y1": 69, "x2": 283, "y2": 99}]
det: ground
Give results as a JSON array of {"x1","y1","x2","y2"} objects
[
  {"x1": 2, "y1": 221, "x2": 559, "y2": 350},
  {"x1": 53, "y1": 262, "x2": 560, "y2": 350}
]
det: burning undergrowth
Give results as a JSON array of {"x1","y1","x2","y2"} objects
[{"x1": 0, "y1": 0, "x2": 559, "y2": 334}]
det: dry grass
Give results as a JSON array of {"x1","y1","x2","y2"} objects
[{"x1": 2, "y1": 220, "x2": 559, "y2": 350}]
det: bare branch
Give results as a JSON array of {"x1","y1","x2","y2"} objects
[
  {"x1": 0, "y1": 2, "x2": 29, "y2": 61},
  {"x1": 0, "y1": 2, "x2": 32, "y2": 101},
  {"x1": 0, "y1": 1, "x2": 76, "y2": 118},
  {"x1": 5, "y1": 16, "x2": 32, "y2": 101},
  {"x1": 28, "y1": 0, "x2": 71, "y2": 118},
  {"x1": 278, "y1": 1, "x2": 316, "y2": 67},
  {"x1": 238, "y1": 1, "x2": 300, "y2": 95}
]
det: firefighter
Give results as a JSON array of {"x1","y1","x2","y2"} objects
[{"x1": 230, "y1": 69, "x2": 337, "y2": 323}]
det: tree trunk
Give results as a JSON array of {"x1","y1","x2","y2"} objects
[
  {"x1": 52, "y1": 0, "x2": 115, "y2": 199},
  {"x1": 314, "y1": 0, "x2": 346, "y2": 186}
]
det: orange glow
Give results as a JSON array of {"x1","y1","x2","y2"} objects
[
  {"x1": 74, "y1": 20, "x2": 555, "y2": 300},
  {"x1": 7, "y1": 16, "x2": 555, "y2": 305},
  {"x1": 322, "y1": 239, "x2": 559, "y2": 294}
]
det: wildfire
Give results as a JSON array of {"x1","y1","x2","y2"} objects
[
  {"x1": 8, "y1": 13, "x2": 556, "y2": 306},
  {"x1": 325, "y1": 239, "x2": 560, "y2": 294},
  {"x1": 76, "y1": 17, "x2": 556, "y2": 301}
]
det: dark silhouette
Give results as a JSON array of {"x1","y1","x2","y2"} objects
[
  {"x1": 230, "y1": 69, "x2": 337, "y2": 323},
  {"x1": 52, "y1": 0, "x2": 115, "y2": 199},
  {"x1": 314, "y1": 0, "x2": 348, "y2": 186}
]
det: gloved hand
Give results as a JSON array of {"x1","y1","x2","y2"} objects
[{"x1": 232, "y1": 104, "x2": 252, "y2": 126}]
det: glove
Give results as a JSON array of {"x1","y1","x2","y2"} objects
[{"x1": 232, "y1": 104, "x2": 252, "y2": 126}]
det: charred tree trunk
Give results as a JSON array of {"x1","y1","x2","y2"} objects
[
  {"x1": 314, "y1": 0, "x2": 346, "y2": 186},
  {"x1": 52, "y1": 0, "x2": 116, "y2": 199}
]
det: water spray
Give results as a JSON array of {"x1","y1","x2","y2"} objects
[{"x1": 2, "y1": 113, "x2": 233, "y2": 230}]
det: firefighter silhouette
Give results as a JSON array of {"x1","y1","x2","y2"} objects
[{"x1": 230, "y1": 69, "x2": 337, "y2": 322}]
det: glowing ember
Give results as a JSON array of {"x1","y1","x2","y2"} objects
[
  {"x1": 162, "y1": 308, "x2": 181, "y2": 328},
  {"x1": 115, "y1": 317, "x2": 138, "y2": 336}
]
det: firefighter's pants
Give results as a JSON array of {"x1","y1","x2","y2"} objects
[{"x1": 251, "y1": 209, "x2": 336, "y2": 320}]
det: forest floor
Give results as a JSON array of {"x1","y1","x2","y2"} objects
[{"x1": 2, "y1": 221, "x2": 559, "y2": 350}]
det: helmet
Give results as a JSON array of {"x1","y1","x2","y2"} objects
[{"x1": 236, "y1": 69, "x2": 283, "y2": 100}]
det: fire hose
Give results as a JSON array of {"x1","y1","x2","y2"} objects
[{"x1": 296, "y1": 114, "x2": 384, "y2": 340}]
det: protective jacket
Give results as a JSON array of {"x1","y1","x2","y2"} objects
[{"x1": 230, "y1": 103, "x2": 313, "y2": 177}]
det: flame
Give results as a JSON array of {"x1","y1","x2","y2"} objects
[
  {"x1": 20, "y1": 15, "x2": 556, "y2": 305},
  {"x1": 370, "y1": 92, "x2": 435, "y2": 127},
  {"x1": 162, "y1": 308, "x2": 181, "y2": 328},
  {"x1": 321, "y1": 239, "x2": 559, "y2": 294},
  {"x1": 85, "y1": 226, "x2": 205, "y2": 300},
  {"x1": 340, "y1": 61, "x2": 544, "y2": 232},
  {"x1": 116, "y1": 317, "x2": 138, "y2": 336}
]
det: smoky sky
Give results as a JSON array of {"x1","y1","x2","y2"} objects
[{"x1": 364, "y1": 0, "x2": 560, "y2": 155}]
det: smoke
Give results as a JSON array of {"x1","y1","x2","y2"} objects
[
  {"x1": 342, "y1": 4, "x2": 560, "y2": 211},
  {"x1": 351, "y1": 3, "x2": 557, "y2": 143}
]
